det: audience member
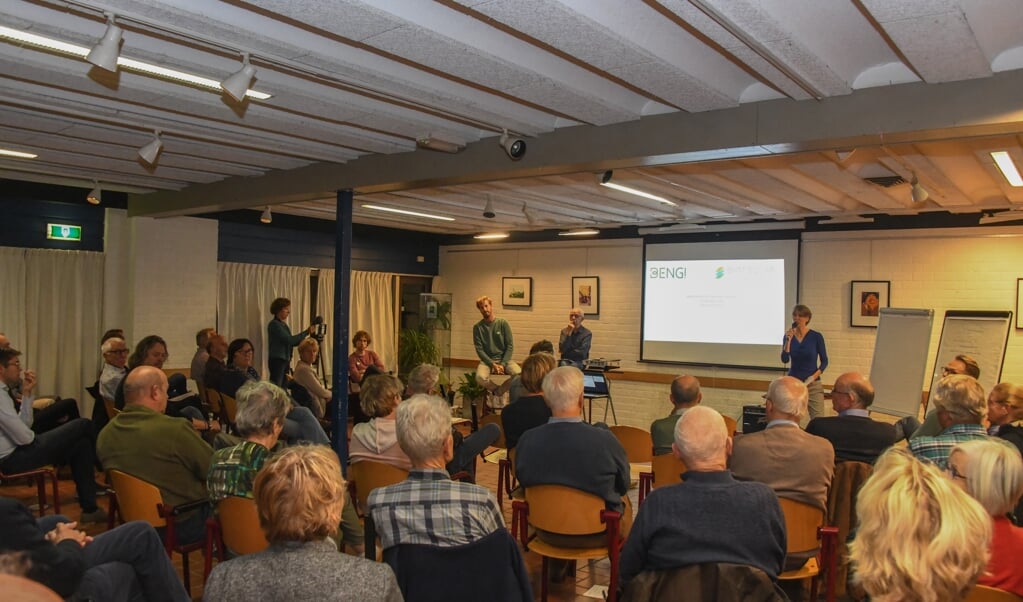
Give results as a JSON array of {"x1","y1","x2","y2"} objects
[
  {"x1": 0, "y1": 335, "x2": 80, "y2": 435},
  {"x1": 472, "y1": 295, "x2": 520, "y2": 392},
  {"x1": 114, "y1": 336, "x2": 207, "y2": 430},
  {"x1": 619, "y1": 406, "x2": 785, "y2": 590},
  {"x1": 369, "y1": 394, "x2": 504, "y2": 550},
  {"x1": 507, "y1": 340, "x2": 554, "y2": 404},
  {"x1": 730, "y1": 376, "x2": 834, "y2": 513},
  {"x1": 0, "y1": 348, "x2": 105, "y2": 523},
  {"x1": 558, "y1": 307, "x2": 591, "y2": 367},
  {"x1": 987, "y1": 382, "x2": 1023, "y2": 439},
  {"x1": 98, "y1": 337, "x2": 129, "y2": 404},
  {"x1": 204, "y1": 446, "x2": 400, "y2": 602},
  {"x1": 947, "y1": 439, "x2": 1023, "y2": 597},
  {"x1": 501, "y1": 352, "x2": 555, "y2": 449},
  {"x1": 349, "y1": 374, "x2": 408, "y2": 470},
  {"x1": 911, "y1": 354, "x2": 981, "y2": 439},
  {"x1": 348, "y1": 330, "x2": 385, "y2": 394},
  {"x1": 806, "y1": 372, "x2": 896, "y2": 463},
  {"x1": 849, "y1": 448, "x2": 991, "y2": 602},
  {"x1": 190, "y1": 328, "x2": 215, "y2": 387},
  {"x1": 98, "y1": 366, "x2": 212, "y2": 544},
  {"x1": 99, "y1": 329, "x2": 124, "y2": 345},
  {"x1": 266, "y1": 297, "x2": 313, "y2": 388},
  {"x1": 0, "y1": 497, "x2": 188, "y2": 601},
  {"x1": 909, "y1": 374, "x2": 988, "y2": 469},
  {"x1": 293, "y1": 338, "x2": 330, "y2": 419},
  {"x1": 515, "y1": 366, "x2": 631, "y2": 546},
  {"x1": 649, "y1": 375, "x2": 701, "y2": 456},
  {"x1": 203, "y1": 334, "x2": 229, "y2": 394}
]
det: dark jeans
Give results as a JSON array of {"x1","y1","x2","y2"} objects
[
  {"x1": 0, "y1": 418, "x2": 99, "y2": 512},
  {"x1": 268, "y1": 358, "x2": 289, "y2": 388},
  {"x1": 161, "y1": 504, "x2": 211, "y2": 547},
  {"x1": 31, "y1": 398, "x2": 81, "y2": 434},
  {"x1": 446, "y1": 422, "x2": 500, "y2": 478},
  {"x1": 75, "y1": 521, "x2": 191, "y2": 602},
  {"x1": 281, "y1": 406, "x2": 330, "y2": 445}
]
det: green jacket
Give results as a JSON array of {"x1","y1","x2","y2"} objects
[{"x1": 268, "y1": 318, "x2": 307, "y2": 361}]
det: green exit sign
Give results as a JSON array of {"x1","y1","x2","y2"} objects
[{"x1": 46, "y1": 223, "x2": 82, "y2": 241}]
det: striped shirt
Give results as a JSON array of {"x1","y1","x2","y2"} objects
[
  {"x1": 368, "y1": 468, "x2": 504, "y2": 549},
  {"x1": 908, "y1": 423, "x2": 987, "y2": 469}
]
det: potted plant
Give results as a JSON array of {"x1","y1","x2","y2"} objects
[
  {"x1": 397, "y1": 328, "x2": 439, "y2": 383},
  {"x1": 455, "y1": 371, "x2": 489, "y2": 427}
]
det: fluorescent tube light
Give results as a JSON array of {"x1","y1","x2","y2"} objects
[
  {"x1": 473, "y1": 232, "x2": 509, "y2": 240},
  {"x1": 599, "y1": 170, "x2": 676, "y2": 206},
  {"x1": 361, "y1": 204, "x2": 455, "y2": 221},
  {"x1": 0, "y1": 148, "x2": 38, "y2": 159},
  {"x1": 416, "y1": 138, "x2": 463, "y2": 154},
  {"x1": 991, "y1": 151, "x2": 1023, "y2": 187},
  {"x1": 558, "y1": 228, "x2": 599, "y2": 236}
]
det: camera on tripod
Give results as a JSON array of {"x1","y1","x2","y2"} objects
[{"x1": 312, "y1": 316, "x2": 326, "y2": 341}]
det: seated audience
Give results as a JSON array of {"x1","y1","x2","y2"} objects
[
  {"x1": 506, "y1": 340, "x2": 554, "y2": 404},
  {"x1": 0, "y1": 335, "x2": 80, "y2": 435},
  {"x1": 0, "y1": 348, "x2": 105, "y2": 523},
  {"x1": 730, "y1": 376, "x2": 834, "y2": 513},
  {"x1": 98, "y1": 366, "x2": 212, "y2": 544},
  {"x1": 98, "y1": 337, "x2": 128, "y2": 404},
  {"x1": 368, "y1": 394, "x2": 504, "y2": 550},
  {"x1": 349, "y1": 374, "x2": 408, "y2": 470},
  {"x1": 988, "y1": 382, "x2": 1023, "y2": 440},
  {"x1": 190, "y1": 328, "x2": 215, "y2": 388},
  {"x1": 348, "y1": 330, "x2": 386, "y2": 394},
  {"x1": 806, "y1": 371, "x2": 896, "y2": 463},
  {"x1": 909, "y1": 374, "x2": 988, "y2": 469},
  {"x1": 515, "y1": 366, "x2": 631, "y2": 546},
  {"x1": 203, "y1": 334, "x2": 229, "y2": 394},
  {"x1": 650, "y1": 375, "x2": 701, "y2": 456},
  {"x1": 947, "y1": 439, "x2": 1023, "y2": 597},
  {"x1": 292, "y1": 338, "x2": 330, "y2": 419},
  {"x1": 849, "y1": 448, "x2": 991, "y2": 602},
  {"x1": 204, "y1": 446, "x2": 401, "y2": 602},
  {"x1": 558, "y1": 307, "x2": 591, "y2": 367},
  {"x1": 911, "y1": 354, "x2": 981, "y2": 439},
  {"x1": 114, "y1": 336, "x2": 207, "y2": 430},
  {"x1": 619, "y1": 406, "x2": 786, "y2": 590},
  {"x1": 501, "y1": 352, "x2": 555, "y2": 449},
  {"x1": 0, "y1": 496, "x2": 188, "y2": 601}
]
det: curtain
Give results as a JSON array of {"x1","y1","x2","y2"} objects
[
  {"x1": 317, "y1": 270, "x2": 396, "y2": 380},
  {"x1": 217, "y1": 262, "x2": 311, "y2": 379},
  {"x1": 0, "y1": 247, "x2": 104, "y2": 416}
]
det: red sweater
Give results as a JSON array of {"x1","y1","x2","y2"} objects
[{"x1": 978, "y1": 516, "x2": 1023, "y2": 596}]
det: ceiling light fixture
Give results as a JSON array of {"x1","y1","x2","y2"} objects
[
  {"x1": 558, "y1": 228, "x2": 600, "y2": 236},
  {"x1": 86, "y1": 12, "x2": 122, "y2": 72},
  {"x1": 0, "y1": 148, "x2": 38, "y2": 159},
  {"x1": 416, "y1": 137, "x2": 463, "y2": 154},
  {"x1": 0, "y1": 26, "x2": 272, "y2": 100},
  {"x1": 978, "y1": 210, "x2": 1023, "y2": 225},
  {"x1": 362, "y1": 204, "x2": 455, "y2": 221},
  {"x1": 598, "y1": 171, "x2": 676, "y2": 206},
  {"x1": 910, "y1": 173, "x2": 929, "y2": 204},
  {"x1": 817, "y1": 215, "x2": 874, "y2": 224},
  {"x1": 138, "y1": 130, "x2": 163, "y2": 165},
  {"x1": 221, "y1": 53, "x2": 257, "y2": 102},
  {"x1": 86, "y1": 180, "x2": 102, "y2": 205},
  {"x1": 473, "y1": 232, "x2": 509, "y2": 240},
  {"x1": 483, "y1": 197, "x2": 496, "y2": 219},
  {"x1": 260, "y1": 206, "x2": 272, "y2": 224},
  {"x1": 499, "y1": 129, "x2": 526, "y2": 160},
  {"x1": 991, "y1": 151, "x2": 1023, "y2": 187}
]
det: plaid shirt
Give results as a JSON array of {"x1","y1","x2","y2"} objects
[
  {"x1": 206, "y1": 441, "x2": 271, "y2": 502},
  {"x1": 909, "y1": 423, "x2": 987, "y2": 469},
  {"x1": 368, "y1": 468, "x2": 505, "y2": 550}
]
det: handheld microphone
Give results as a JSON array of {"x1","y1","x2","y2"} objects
[{"x1": 791, "y1": 321, "x2": 797, "y2": 330}]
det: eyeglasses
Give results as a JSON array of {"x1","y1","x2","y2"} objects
[
  {"x1": 105, "y1": 349, "x2": 129, "y2": 355},
  {"x1": 946, "y1": 464, "x2": 967, "y2": 481},
  {"x1": 241, "y1": 348, "x2": 254, "y2": 354},
  {"x1": 942, "y1": 366, "x2": 964, "y2": 376}
]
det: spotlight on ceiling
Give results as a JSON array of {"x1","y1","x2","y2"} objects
[
  {"x1": 260, "y1": 206, "x2": 272, "y2": 224},
  {"x1": 138, "y1": 130, "x2": 163, "y2": 165},
  {"x1": 86, "y1": 13, "x2": 122, "y2": 72},
  {"x1": 221, "y1": 53, "x2": 256, "y2": 102},
  {"x1": 416, "y1": 137, "x2": 463, "y2": 154},
  {"x1": 483, "y1": 197, "x2": 496, "y2": 219},
  {"x1": 910, "y1": 173, "x2": 929, "y2": 204},
  {"x1": 499, "y1": 129, "x2": 526, "y2": 160},
  {"x1": 598, "y1": 170, "x2": 676, "y2": 206},
  {"x1": 86, "y1": 180, "x2": 101, "y2": 205}
]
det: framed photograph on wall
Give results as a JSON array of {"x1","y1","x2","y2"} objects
[
  {"x1": 850, "y1": 280, "x2": 890, "y2": 328},
  {"x1": 502, "y1": 277, "x2": 532, "y2": 307},
  {"x1": 572, "y1": 276, "x2": 600, "y2": 315},
  {"x1": 1016, "y1": 278, "x2": 1023, "y2": 329}
]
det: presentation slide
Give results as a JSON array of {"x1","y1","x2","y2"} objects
[{"x1": 642, "y1": 239, "x2": 799, "y2": 369}]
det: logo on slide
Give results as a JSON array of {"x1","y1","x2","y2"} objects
[
  {"x1": 649, "y1": 266, "x2": 687, "y2": 279},
  {"x1": 715, "y1": 266, "x2": 725, "y2": 279}
]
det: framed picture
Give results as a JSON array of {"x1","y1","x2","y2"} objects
[
  {"x1": 572, "y1": 276, "x2": 600, "y2": 315},
  {"x1": 850, "y1": 280, "x2": 890, "y2": 328},
  {"x1": 502, "y1": 277, "x2": 532, "y2": 307},
  {"x1": 1016, "y1": 278, "x2": 1023, "y2": 329}
]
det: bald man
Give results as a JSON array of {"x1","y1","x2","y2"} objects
[
  {"x1": 806, "y1": 372, "x2": 896, "y2": 463},
  {"x1": 650, "y1": 375, "x2": 702, "y2": 456},
  {"x1": 97, "y1": 366, "x2": 213, "y2": 545}
]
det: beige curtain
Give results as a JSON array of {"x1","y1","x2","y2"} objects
[{"x1": 317, "y1": 270, "x2": 396, "y2": 381}]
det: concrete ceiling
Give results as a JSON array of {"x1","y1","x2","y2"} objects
[{"x1": 2, "y1": 0, "x2": 1023, "y2": 234}]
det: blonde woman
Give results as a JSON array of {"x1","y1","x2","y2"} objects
[
  {"x1": 947, "y1": 439, "x2": 1023, "y2": 597},
  {"x1": 849, "y1": 448, "x2": 991, "y2": 602}
]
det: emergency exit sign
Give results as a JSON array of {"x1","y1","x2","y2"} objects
[{"x1": 46, "y1": 223, "x2": 82, "y2": 241}]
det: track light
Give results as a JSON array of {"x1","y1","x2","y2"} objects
[
  {"x1": 416, "y1": 137, "x2": 463, "y2": 154},
  {"x1": 86, "y1": 180, "x2": 101, "y2": 205},
  {"x1": 910, "y1": 173, "x2": 929, "y2": 204},
  {"x1": 598, "y1": 170, "x2": 676, "y2": 206},
  {"x1": 499, "y1": 129, "x2": 526, "y2": 160},
  {"x1": 221, "y1": 53, "x2": 256, "y2": 102},
  {"x1": 483, "y1": 197, "x2": 496, "y2": 219},
  {"x1": 86, "y1": 13, "x2": 122, "y2": 72},
  {"x1": 137, "y1": 130, "x2": 163, "y2": 165},
  {"x1": 260, "y1": 206, "x2": 272, "y2": 224}
]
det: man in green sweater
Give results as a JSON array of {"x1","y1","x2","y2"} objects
[{"x1": 472, "y1": 295, "x2": 520, "y2": 392}]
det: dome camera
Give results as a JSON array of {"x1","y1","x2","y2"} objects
[{"x1": 499, "y1": 129, "x2": 526, "y2": 161}]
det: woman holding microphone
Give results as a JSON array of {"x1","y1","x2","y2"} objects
[{"x1": 781, "y1": 304, "x2": 828, "y2": 419}]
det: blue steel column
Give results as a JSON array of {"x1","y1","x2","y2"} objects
[{"x1": 332, "y1": 189, "x2": 353, "y2": 474}]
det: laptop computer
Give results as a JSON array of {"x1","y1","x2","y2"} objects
[{"x1": 583, "y1": 371, "x2": 609, "y2": 397}]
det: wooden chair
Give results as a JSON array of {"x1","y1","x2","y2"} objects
[
  {"x1": 723, "y1": 414, "x2": 738, "y2": 437},
  {"x1": 826, "y1": 461, "x2": 872, "y2": 596},
  {"x1": 0, "y1": 466, "x2": 60, "y2": 515},
  {"x1": 967, "y1": 585, "x2": 1023, "y2": 602},
  {"x1": 218, "y1": 392, "x2": 237, "y2": 430},
  {"x1": 777, "y1": 498, "x2": 839, "y2": 602},
  {"x1": 638, "y1": 453, "x2": 686, "y2": 506},
  {"x1": 512, "y1": 485, "x2": 623, "y2": 602},
  {"x1": 106, "y1": 469, "x2": 208, "y2": 593},
  {"x1": 479, "y1": 414, "x2": 516, "y2": 506},
  {"x1": 348, "y1": 460, "x2": 409, "y2": 560},
  {"x1": 203, "y1": 496, "x2": 269, "y2": 578},
  {"x1": 205, "y1": 388, "x2": 223, "y2": 419}
]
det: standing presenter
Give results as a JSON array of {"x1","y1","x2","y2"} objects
[
  {"x1": 781, "y1": 304, "x2": 828, "y2": 419},
  {"x1": 267, "y1": 297, "x2": 314, "y2": 388}
]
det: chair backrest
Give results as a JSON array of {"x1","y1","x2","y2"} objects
[
  {"x1": 217, "y1": 496, "x2": 269, "y2": 555},
  {"x1": 722, "y1": 415, "x2": 738, "y2": 437},
  {"x1": 206, "y1": 388, "x2": 222, "y2": 414},
  {"x1": 826, "y1": 460, "x2": 873, "y2": 596},
  {"x1": 349, "y1": 460, "x2": 409, "y2": 510},
  {"x1": 778, "y1": 497, "x2": 824, "y2": 555},
  {"x1": 966, "y1": 585, "x2": 1023, "y2": 602},
  {"x1": 479, "y1": 413, "x2": 506, "y2": 449},
  {"x1": 219, "y1": 392, "x2": 238, "y2": 424},
  {"x1": 524, "y1": 484, "x2": 607, "y2": 535},
  {"x1": 651, "y1": 453, "x2": 686, "y2": 489},
  {"x1": 610, "y1": 425, "x2": 653, "y2": 464},
  {"x1": 108, "y1": 469, "x2": 166, "y2": 528}
]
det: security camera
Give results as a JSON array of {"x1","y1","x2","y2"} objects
[{"x1": 499, "y1": 129, "x2": 526, "y2": 160}]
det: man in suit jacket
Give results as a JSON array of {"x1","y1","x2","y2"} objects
[
  {"x1": 730, "y1": 376, "x2": 834, "y2": 513},
  {"x1": 806, "y1": 372, "x2": 896, "y2": 464},
  {"x1": 649, "y1": 375, "x2": 702, "y2": 456}
]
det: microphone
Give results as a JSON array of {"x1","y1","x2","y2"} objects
[
  {"x1": 791, "y1": 321, "x2": 797, "y2": 330},
  {"x1": 312, "y1": 315, "x2": 324, "y2": 325}
]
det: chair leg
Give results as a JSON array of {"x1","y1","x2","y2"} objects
[
  {"x1": 540, "y1": 556, "x2": 549, "y2": 602},
  {"x1": 47, "y1": 469, "x2": 60, "y2": 515},
  {"x1": 497, "y1": 460, "x2": 506, "y2": 507},
  {"x1": 34, "y1": 473, "x2": 47, "y2": 516},
  {"x1": 364, "y1": 516, "x2": 377, "y2": 561},
  {"x1": 181, "y1": 550, "x2": 191, "y2": 595}
]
